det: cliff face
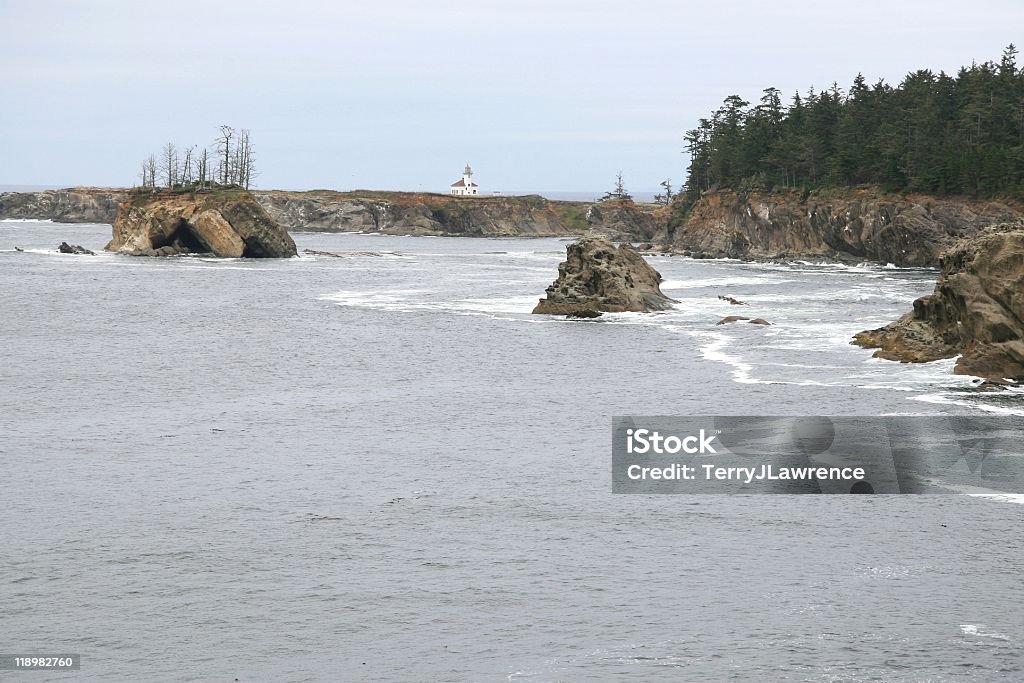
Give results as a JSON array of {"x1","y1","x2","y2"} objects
[
  {"x1": 0, "y1": 187, "x2": 665, "y2": 241},
  {"x1": 17, "y1": 184, "x2": 1018, "y2": 266},
  {"x1": 674, "y1": 189, "x2": 1024, "y2": 266},
  {"x1": 0, "y1": 188, "x2": 126, "y2": 223},
  {"x1": 532, "y1": 236, "x2": 676, "y2": 314},
  {"x1": 107, "y1": 190, "x2": 297, "y2": 258},
  {"x1": 584, "y1": 199, "x2": 667, "y2": 241},
  {"x1": 854, "y1": 222, "x2": 1024, "y2": 381},
  {"x1": 253, "y1": 190, "x2": 591, "y2": 236}
]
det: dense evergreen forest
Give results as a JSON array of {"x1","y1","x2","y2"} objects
[{"x1": 683, "y1": 46, "x2": 1024, "y2": 201}]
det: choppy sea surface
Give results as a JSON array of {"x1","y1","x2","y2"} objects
[{"x1": 2, "y1": 221, "x2": 1023, "y2": 682}]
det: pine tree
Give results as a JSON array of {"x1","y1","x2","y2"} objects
[
  {"x1": 681, "y1": 46, "x2": 1024, "y2": 200},
  {"x1": 601, "y1": 172, "x2": 633, "y2": 201}
]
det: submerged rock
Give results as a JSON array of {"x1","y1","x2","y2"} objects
[
  {"x1": 106, "y1": 190, "x2": 297, "y2": 258},
  {"x1": 717, "y1": 315, "x2": 771, "y2": 326},
  {"x1": 853, "y1": 222, "x2": 1024, "y2": 381},
  {"x1": 303, "y1": 248, "x2": 346, "y2": 257},
  {"x1": 57, "y1": 242, "x2": 94, "y2": 255},
  {"x1": 302, "y1": 248, "x2": 396, "y2": 258},
  {"x1": 532, "y1": 236, "x2": 677, "y2": 315},
  {"x1": 566, "y1": 309, "x2": 603, "y2": 319},
  {"x1": 718, "y1": 295, "x2": 746, "y2": 305}
]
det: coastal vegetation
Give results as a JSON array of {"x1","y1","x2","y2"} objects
[
  {"x1": 138, "y1": 125, "x2": 256, "y2": 191},
  {"x1": 601, "y1": 172, "x2": 633, "y2": 202},
  {"x1": 682, "y1": 45, "x2": 1024, "y2": 202}
]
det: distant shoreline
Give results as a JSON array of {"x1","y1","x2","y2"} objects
[{"x1": 0, "y1": 185, "x2": 660, "y2": 204}]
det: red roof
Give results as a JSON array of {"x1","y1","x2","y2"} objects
[{"x1": 450, "y1": 179, "x2": 478, "y2": 187}]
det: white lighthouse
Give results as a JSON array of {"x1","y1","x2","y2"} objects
[{"x1": 449, "y1": 164, "x2": 479, "y2": 196}]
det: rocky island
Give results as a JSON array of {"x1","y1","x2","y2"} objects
[
  {"x1": 532, "y1": 236, "x2": 677, "y2": 315},
  {"x1": 106, "y1": 190, "x2": 297, "y2": 258},
  {"x1": 853, "y1": 221, "x2": 1024, "y2": 382}
]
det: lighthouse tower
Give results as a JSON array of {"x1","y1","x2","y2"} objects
[{"x1": 450, "y1": 163, "x2": 479, "y2": 196}]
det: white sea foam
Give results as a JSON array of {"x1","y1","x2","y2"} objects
[
  {"x1": 320, "y1": 289, "x2": 428, "y2": 310},
  {"x1": 911, "y1": 392, "x2": 1024, "y2": 416},
  {"x1": 661, "y1": 276, "x2": 795, "y2": 289},
  {"x1": 445, "y1": 296, "x2": 542, "y2": 315},
  {"x1": 4, "y1": 248, "x2": 55, "y2": 255},
  {"x1": 320, "y1": 289, "x2": 552, "y2": 320},
  {"x1": 691, "y1": 331, "x2": 766, "y2": 385},
  {"x1": 496, "y1": 251, "x2": 561, "y2": 260},
  {"x1": 960, "y1": 624, "x2": 1012, "y2": 640}
]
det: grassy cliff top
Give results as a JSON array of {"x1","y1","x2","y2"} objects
[
  {"x1": 255, "y1": 188, "x2": 592, "y2": 206},
  {"x1": 127, "y1": 186, "x2": 254, "y2": 208}
]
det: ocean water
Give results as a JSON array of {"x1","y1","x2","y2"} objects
[{"x1": 1, "y1": 221, "x2": 1023, "y2": 682}]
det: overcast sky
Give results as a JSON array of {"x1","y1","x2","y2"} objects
[{"x1": 1, "y1": 1, "x2": 1021, "y2": 192}]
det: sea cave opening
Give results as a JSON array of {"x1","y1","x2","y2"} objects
[{"x1": 160, "y1": 218, "x2": 208, "y2": 254}]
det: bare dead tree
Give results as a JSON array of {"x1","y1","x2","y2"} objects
[
  {"x1": 193, "y1": 148, "x2": 210, "y2": 190},
  {"x1": 159, "y1": 142, "x2": 179, "y2": 188},
  {"x1": 235, "y1": 128, "x2": 256, "y2": 189},
  {"x1": 140, "y1": 126, "x2": 254, "y2": 190},
  {"x1": 181, "y1": 146, "x2": 195, "y2": 186},
  {"x1": 232, "y1": 140, "x2": 242, "y2": 187},
  {"x1": 654, "y1": 178, "x2": 674, "y2": 205},
  {"x1": 215, "y1": 125, "x2": 235, "y2": 185}
]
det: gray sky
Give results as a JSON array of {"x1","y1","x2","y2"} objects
[{"x1": 1, "y1": 0, "x2": 1021, "y2": 192}]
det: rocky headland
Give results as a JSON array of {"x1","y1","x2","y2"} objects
[
  {"x1": 106, "y1": 190, "x2": 297, "y2": 258},
  {"x1": 532, "y1": 236, "x2": 676, "y2": 315},
  {"x1": 8, "y1": 185, "x2": 1024, "y2": 269},
  {"x1": 255, "y1": 190, "x2": 594, "y2": 236},
  {"x1": 0, "y1": 187, "x2": 667, "y2": 239},
  {"x1": 672, "y1": 188, "x2": 1024, "y2": 266},
  {"x1": 582, "y1": 198, "x2": 667, "y2": 242},
  {"x1": 853, "y1": 221, "x2": 1024, "y2": 382},
  {"x1": 0, "y1": 188, "x2": 126, "y2": 224}
]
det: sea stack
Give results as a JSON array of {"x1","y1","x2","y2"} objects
[
  {"x1": 106, "y1": 189, "x2": 297, "y2": 258},
  {"x1": 532, "y1": 236, "x2": 677, "y2": 315},
  {"x1": 853, "y1": 221, "x2": 1024, "y2": 382}
]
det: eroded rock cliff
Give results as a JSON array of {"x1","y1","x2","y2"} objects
[
  {"x1": 533, "y1": 236, "x2": 676, "y2": 314},
  {"x1": 853, "y1": 221, "x2": 1024, "y2": 381},
  {"x1": 106, "y1": 190, "x2": 297, "y2": 258},
  {"x1": 254, "y1": 190, "x2": 590, "y2": 236},
  {"x1": 584, "y1": 199, "x2": 667, "y2": 242},
  {"x1": 673, "y1": 189, "x2": 1024, "y2": 266},
  {"x1": 0, "y1": 188, "x2": 126, "y2": 223},
  {"x1": 0, "y1": 188, "x2": 584, "y2": 235},
  {"x1": 12, "y1": 185, "x2": 1016, "y2": 267}
]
